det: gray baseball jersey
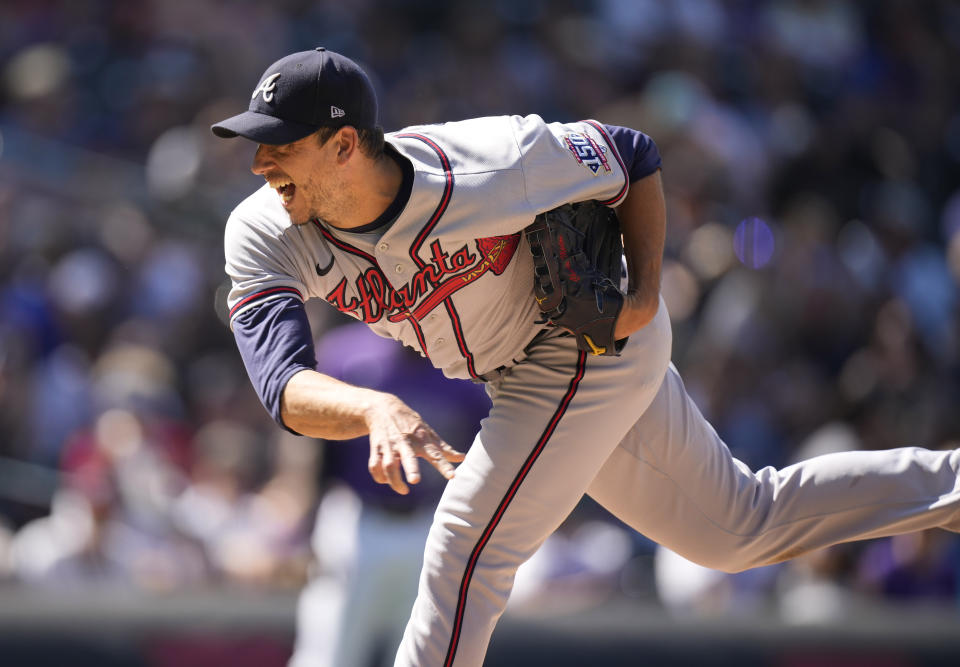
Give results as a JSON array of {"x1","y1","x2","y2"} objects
[
  {"x1": 225, "y1": 115, "x2": 628, "y2": 381},
  {"x1": 224, "y1": 115, "x2": 960, "y2": 667}
]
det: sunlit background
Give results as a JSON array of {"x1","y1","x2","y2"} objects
[{"x1": 2, "y1": 1, "x2": 960, "y2": 665}]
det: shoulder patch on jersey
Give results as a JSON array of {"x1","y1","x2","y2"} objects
[{"x1": 563, "y1": 132, "x2": 611, "y2": 175}]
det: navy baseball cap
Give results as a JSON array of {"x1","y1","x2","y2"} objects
[{"x1": 211, "y1": 47, "x2": 378, "y2": 145}]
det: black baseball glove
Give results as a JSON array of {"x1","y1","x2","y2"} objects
[{"x1": 524, "y1": 200, "x2": 627, "y2": 356}]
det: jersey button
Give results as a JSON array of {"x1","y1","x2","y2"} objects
[
  {"x1": 435, "y1": 338, "x2": 445, "y2": 345},
  {"x1": 379, "y1": 242, "x2": 389, "y2": 252},
  {"x1": 395, "y1": 264, "x2": 404, "y2": 273}
]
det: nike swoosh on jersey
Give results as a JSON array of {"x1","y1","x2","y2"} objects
[{"x1": 316, "y1": 255, "x2": 334, "y2": 276}]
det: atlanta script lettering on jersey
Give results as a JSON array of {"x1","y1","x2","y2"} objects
[{"x1": 325, "y1": 234, "x2": 520, "y2": 324}]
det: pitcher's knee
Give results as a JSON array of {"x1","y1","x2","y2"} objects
[
  {"x1": 691, "y1": 553, "x2": 758, "y2": 574},
  {"x1": 677, "y1": 536, "x2": 784, "y2": 574}
]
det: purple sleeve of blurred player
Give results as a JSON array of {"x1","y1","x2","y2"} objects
[{"x1": 315, "y1": 322, "x2": 490, "y2": 512}]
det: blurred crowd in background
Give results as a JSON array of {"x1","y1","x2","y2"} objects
[{"x1": 1, "y1": 0, "x2": 960, "y2": 635}]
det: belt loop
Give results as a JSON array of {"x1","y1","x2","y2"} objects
[
  {"x1": 474, "y1": 327, "x2": 553, "y2": 384},
  {"x1": 473, "y1": 365, "x2": 510, "y2": 384}
]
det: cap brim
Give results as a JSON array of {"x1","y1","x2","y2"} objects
[{"x1": 210, "y1": 110, "x2": 318, "y2": 145}]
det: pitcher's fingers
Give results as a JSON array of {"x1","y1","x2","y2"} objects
[
  {"x1": 429, "y1": 438, "x2": 465, "y2": 462},
  {"x1": 400, "y1": 448, "x2": 421, "y2": 486},
  {"x1": 423, "y1": 444, "x2": 459, "y2": 479},
  {"x1": 368, "y1": 448, "x2": 387, "y2": 485},
  {"x1": 384, "y1": 454, "x2": 408, "y2": 495},
  {"x1": 439, "y1": 442, "x2": 466, "y2": 462}
]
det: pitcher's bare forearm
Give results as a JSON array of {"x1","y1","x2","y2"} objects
[
  {"x1": 280, "y1": 368, "x2": 383, "y2": 439},
  {"x1": 614, "y1": 169, "x2": 666, "y2": 339}
]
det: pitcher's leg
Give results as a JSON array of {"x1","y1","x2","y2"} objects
[
  {"x1": 395, "y1": 368, "x2": 609, "y2": 667},
  {"x1": 396, "y1": 304, "x2": 673, "y2": 667},
  {"x1": 588, "y1": 364, "x2": 960, "y2": 573}
]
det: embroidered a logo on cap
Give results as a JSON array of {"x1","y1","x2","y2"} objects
[
  {"x1": 252, "y1": 73, "x2": 281, "y2": 103},
  {"x1": 330, "y1": 106, "x2": 346, "y2": 119}
]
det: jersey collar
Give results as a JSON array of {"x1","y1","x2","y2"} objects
[{"x1": 327, "y1": 144, "x2": 413, "y2": 234}]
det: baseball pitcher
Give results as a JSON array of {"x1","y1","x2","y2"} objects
[{"x1": 211, "y1": 48, "x2": 960, "y2": 667}]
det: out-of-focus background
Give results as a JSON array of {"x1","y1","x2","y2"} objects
[{"x1": 1, "y1": 1, "x2": 960, "y2": 665}]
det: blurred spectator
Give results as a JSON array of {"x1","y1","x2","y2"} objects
[
  {"x1": 508, "y1": 516, "x2": 642, "y2": 615},
  {"x1": 854, "y1": 529, "x2": 960, "y2": 605},
  {"x1": 173, "y1": 420, "x2": 317, "y2": 588},
  {"x1": 10, "y1": 407, "x2": 204, "y2": 590},
  {"x1": 776, "y1": 543, "x2": 858, "y2": 625}
]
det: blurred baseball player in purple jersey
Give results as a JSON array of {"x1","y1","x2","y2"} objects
[
  {"x1": 212, "y1": 48, "x2": 960, "y2": 666},
  {"x1": 289, "y1": 321, "x2": 489, "y2": 667}
]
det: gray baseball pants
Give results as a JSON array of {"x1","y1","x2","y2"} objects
[{"x1": 395, "y1": 298, "x2": 960, "y2": 666}]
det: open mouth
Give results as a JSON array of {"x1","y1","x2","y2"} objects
[{"x1": 274, "y1": 182, "x2": 296, "y2": 207}]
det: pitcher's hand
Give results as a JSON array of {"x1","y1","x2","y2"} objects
[{"x1": 365, "y1": 395, "x2": 466, "y2": 495}]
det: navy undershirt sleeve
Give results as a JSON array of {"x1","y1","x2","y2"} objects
[
  {"x1": 232, "y1": 296, "x2": 317, "y2": 434},
  {"x1": 603, "y1": 124, "x2": 662, "y2": 183}
]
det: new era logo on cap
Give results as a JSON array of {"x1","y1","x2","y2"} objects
[{"x1": 210, "y1": 47, "x2": 379, "y2": 145}]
